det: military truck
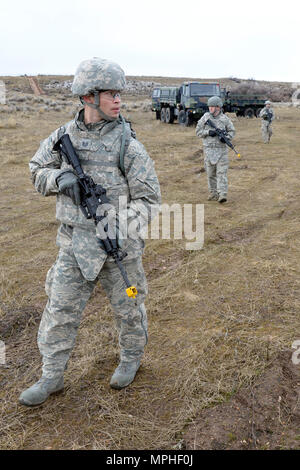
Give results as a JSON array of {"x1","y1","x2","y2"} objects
[
  {"x1": 152, "y1": 82, "x2": 221, "y2": 126},
  {"x1": 151, "y1": 86, "x2": 180, "y2": 122},
  {"x1": 222, "y1": 90, "x2": 266, "y2": 118},
  {"x1": 152, "y1": 82, "x2": 266, "y2": 125}
]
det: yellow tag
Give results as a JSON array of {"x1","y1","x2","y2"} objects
[{"x1": 126, "y1": 286, "x2": 138, "y2": 298}]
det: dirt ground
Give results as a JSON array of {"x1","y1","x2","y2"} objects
[
  {"x1": 0, "y1": 76, "x2": 299, "y2": 450},
  {"x1": 184, "y1": 350, "x2": 300, "y2": 450}
]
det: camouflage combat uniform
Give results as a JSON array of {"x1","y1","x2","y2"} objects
[
  {"x1": 259, "y1": 106, "x2": 274, "y2": 143},
  {"x1": 196, "y1": 112, "x2": 235, "y2": 199},
  {"x1": 29, "y1": 110, "x2": 161, "y2": 380}
]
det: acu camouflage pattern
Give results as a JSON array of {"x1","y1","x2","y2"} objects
[
  {"x1": 71, "y1": 58, "x2": 126, "y2": 96},
  {"x1": 259, "y1": 106, "x2": 274, "y2": 143},
  {"x1": 40, "y1": 241, "x2": 148, "y2": 379},
  {"x1": 29, "y1": 109, "x2": 161, "y2": 379},
  {"x1": 196, "y1": 112, "x2": 235, "y2": 197}
]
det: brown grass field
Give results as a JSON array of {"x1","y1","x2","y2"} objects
[{"x1": 0, "y1": 77, "x2": 299, "y2": 450}]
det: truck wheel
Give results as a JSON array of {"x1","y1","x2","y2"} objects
[
  {"x1": 178, "y1": 110, "x2": 187, "y2": 125},
  {"x1": 165, "y1": 107, "x2": 175, "y2": 124},
  {"x1": 256, "y1": 108, "x2": 262, "y2": 118},
  {"x1": 155, "y1": 110, "x2": 161, "y2": 120},
  {"x1": 244, "y1": 108, "x2": 255, "y2": 118},
  {"x1": 185, "y1": 111, "x2": 192, "y2": 126},
  {"x1": 160, "y1": 107, "x2": 166, "y2": 123},
  {"x1": 178, "y1": 110, "x2": 191, "y2": 126}
]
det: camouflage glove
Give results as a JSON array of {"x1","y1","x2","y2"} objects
[{"x1": 56, "y1": 172, "x2": 81, "y2": 206}]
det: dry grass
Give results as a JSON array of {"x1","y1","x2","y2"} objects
[
  {"x1": 0, "y1": 82, "x2": 299, "y2": 450},
  {"x1": 0, "y1": 117, "x2": 17, "y2": 129}
]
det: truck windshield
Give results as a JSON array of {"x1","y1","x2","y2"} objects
[
  {"x1": 190, "y1": 83, "x2": 220, "y2": 97},
  {"x1": 152, "y1": 89, "x2": 161, "y2": 97}
]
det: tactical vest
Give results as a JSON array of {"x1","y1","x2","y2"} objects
[{"x1": 55, "y1": 117, "x2": 132, "y2": 229}]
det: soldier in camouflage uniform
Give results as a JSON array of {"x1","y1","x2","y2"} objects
[
  {"x1": 196, "y1": 96, "x2": 235, "y2": 203},
  {"x1": 19, "y1": 58, "x2": 161, "y2": 406},
  {"x1": 259, "y1": 100, "x2": 274, "y2": 143}
]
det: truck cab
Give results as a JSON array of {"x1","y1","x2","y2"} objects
[{"x1": 177, "y1": 82, "x2": 221, "y2": 125}]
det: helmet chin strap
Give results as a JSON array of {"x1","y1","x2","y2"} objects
[{"x1": 81, "y1": 91, "x2": 118, "y2": 122}]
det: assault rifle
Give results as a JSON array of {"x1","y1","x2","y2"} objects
[
  {"x1": 264, "y1": 109, "x2": 273, "y2": 127},
  {"x1": 206, "y1": 118, "x2": 241, "y2": 158},
  {"x1": 53, "y1": 134, "x2": 138, "y2": 299}
]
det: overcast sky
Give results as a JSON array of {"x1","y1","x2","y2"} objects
[{"x1": 0, "y1": 0, "x2": 298, "y2": 82}]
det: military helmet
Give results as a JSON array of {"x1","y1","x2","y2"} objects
[
  {"x1": 207, "y1": 96, "x2": 223, "y2": 107},
  {"x1": 265, "y1": 100, "x2": 271, "y2": 105},
  {"x1": 71, "y1": 58, "x2": 126, "y2": 96}
]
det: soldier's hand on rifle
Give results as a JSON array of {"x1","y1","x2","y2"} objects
[
  {"x1": 219, "y1": 136, "x2": 226, "y2": 143},
  {"x1": 56, "y1": 171, "x2": 81, "y2": 206},
  {"x1": 208, "y1": 130, "x2": 217, "y2": 137}
]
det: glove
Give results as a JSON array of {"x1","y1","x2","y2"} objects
[
  {"x1": 208, "y1": 130, "x2": 217, "y2": 137},
  {"x1": 56, "y1": 172, "x2": 81, "y2": 206}
]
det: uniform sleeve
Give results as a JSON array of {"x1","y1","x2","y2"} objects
[
  {"x1": 225, "y1": 116, "x2": 235, "y2": 140},
  {"x1": 196, "y1": 114, "x2": 209, "y2": 138},
  {"x1": 29, "y1": 126, "x2": 70, "y2": 196},
  {"x1": 121, "y1": 138, "x2": 161, "y2": 236},
  {"x1": 259, "y1": 108, "x2": 266, "y2": 118}
]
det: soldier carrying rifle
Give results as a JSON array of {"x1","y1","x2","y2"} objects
[
  {"x1": 19, "y1": 58, "x2": 161, "y2": 406},
  {"x1": 196, "y1": 96, "x2": 236, "y2": 203},
  {"x1": 259, "y1": 100, "x2": 275, "y2": 143}
]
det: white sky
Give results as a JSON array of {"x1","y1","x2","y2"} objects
[{"x1": 0, "y1": 0, "x2": 299, "y2": 82}]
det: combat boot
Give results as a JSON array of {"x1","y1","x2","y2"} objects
[
  {"x1": 218, "y1": 194, "x2": 227, "y2": 203},
  {"x1": 19, "y1": 376, "x2": 64, "y2": 406},
  {"x1": 207, "y1": 193, "x2": 218, "y2": 201},
  {"x1": 110, "y1": 359, "x2": 141, "y2": 390}
]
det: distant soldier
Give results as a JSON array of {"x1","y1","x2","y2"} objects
[
  {"x1": 259, "y1": 100, "x2": 274, "y2": 143},
  {"x1": 196, "y1": 96, "x2": 235, "y2": 203}
]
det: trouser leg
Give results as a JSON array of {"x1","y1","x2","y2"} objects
[
  {"x1": 216, "y1": 159, "x2": 228, "y2": 196},
  {"x1": 38, "y1": 248, "x2": 96, "y2": 379},
  {"x1": 268, "y1": 125, "x2": 272, "y2": 141},
  {"x1": 205, "y1": 159, "x2": 217, "y2": 195},
  {"x1": 262, "y1": 123, "x2": 269, "y2": 143},
  {"x1": 99, "y1": 257, "x2": 148, "y2": 362}
]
